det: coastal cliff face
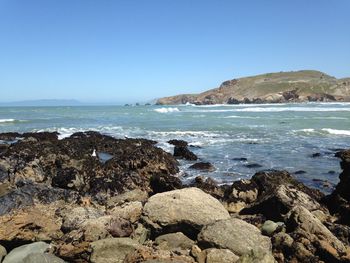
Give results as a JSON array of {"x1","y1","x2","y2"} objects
[{"x1": 156, "y1": 70, "x2": 350, "y2": 105}]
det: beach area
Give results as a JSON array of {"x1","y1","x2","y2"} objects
[{"x1": 0, "y1": 102, "x2": 350, "y2": 262}]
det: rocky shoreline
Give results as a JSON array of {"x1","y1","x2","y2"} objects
[
  {"x1": 156, "y1": 70, "x2": 350, "y2": 105},
  {"x1": 0, "y1": 131, "x2": 350, "y2": 262}
]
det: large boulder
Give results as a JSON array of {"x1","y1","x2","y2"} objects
[
  {"x1": 205, "y1": 248, "x2": 239, "y2": 263},
  {"x1": 155, "y1": 232, "x2": 195, "y2": 250},
  {"x1": 286, "y1": 205, "x2": 349, "y2": 262},
  {"x1": 22, "y1": 253, "x2": 66, "y2": 263},
  {"x1": 197, "y1": 218, "x2": 272, "y2": 256},
  {"x1": 3, "y1": 242, "x2": 50, "y2": 263},
  {"x1": 241, "y1": 184, "x2": 322, "y2": 221},
  {"x1": 143, "y1": 188, "x2": 230, "y2": 237},
  {"x1": 89, "y1": 238, "x2": 140, "y2": 263},
  {"x1": 0, "y1": 245, "x2": 7, "y2": 262},
  {"x1": 323, "y1": 149, "x2": 350, "y2": 225},
  {"x1": 173, "y1": 146, "x2": 198, "y2": 161}
]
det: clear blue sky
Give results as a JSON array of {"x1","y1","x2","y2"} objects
[{"x1": 0, "y1": 0, "x2": 349, "y2": 103}]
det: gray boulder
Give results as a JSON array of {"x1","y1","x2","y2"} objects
[
  {"x1": 23, "y1": 253, "x2": 66, "y2": 263},
  {"x1": 155, "y1": 232, "x2": 195, "y2": 250},
  {"x1": 89, "y1": 238, "x2": 140, "y2": 263},
  {"x1": 198, "y1": 218, "x2": 272, "y2": 256},
  {"x1": 143, "y1": 188, "x2": 230, "y2": 236},
  {"x1": 0, "y1": 245, "x2": 7, "y2": 263},
  {"x1": 237, "y1": 249, "x2": 276, "y2": 263},
  {"x1": 205, "y1": 248, "x2": 239, "y2": 263},
  {"x1": 3, "y1": 242, "x2": 50, "y2": 263}
]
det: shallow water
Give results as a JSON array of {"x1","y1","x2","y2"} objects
[{"x1": 1, "y1": 102, "x2": 349, "y2": 193}]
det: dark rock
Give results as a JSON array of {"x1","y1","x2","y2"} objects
[
  {"x1": 189, "y1": 162, "x2": 215, "y2": 172},
  {"x1": 167, "y1": 139, "x2": 188, "y2": 147},
  {"x1": 173, "y1": 146, "x2": 197, "y2": 161},
  {"x1": 311, "y1": 152, "x2": 322, "y2": 158},
  {"x1": 282, "y1": 89, "x2": 299, "y2": 101},
  {"x1": 328, "y1": 170, "x2": 336, "y2": 174},
  {"x1": 107, "y1": 218, "x2": 133, "y2": 237},
  {"x1": 0, "y1": 181, "x2": 77, "y2": 216},
  {"x1": 232, "y1": 157, "x2": 248, "y2": 161},
  {"x1": 240, "y1": 170, "x2": 326, "y2": 221},
  {"x1": 150, "y1": 174, "x2": 183, "y2": 194},
  {"x1": 251, "y1": 170, "x2": 324, "y2": 201},
  {"x1": 190, "y1": 177, "x2": 226, "y2": 200},
  {"x1": 244, "y1": 163, "x2": 263, "y2": 168},
  {"x1": 294, "y1": 170, "x2": 307, "y2": 175},
  {"x1": 323, "y1": 149, "x2": 350, "y2": 225},
  {"x1": 227, "y1": 97, "x2": 240, "y2": 104}
]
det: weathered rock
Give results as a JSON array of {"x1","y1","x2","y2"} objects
[
  {"x1": 251, "y1": 170, "x2": 324, "y2": 202},
  {"x1": 223, "y1": 179, "x2": 258, "y2": 213},
  {"x1": 236, "y1": 249, "x2": 276, "y2": 263},
  {"x1": 131, "y1": 223, "x2": 150, "y2": 245},
  {"x1": 0, "y1": 131, "x2": 179, "y2": 213},
  {"x1": 323, "y1": 149, "x2": 350, "y2": 225},
  {"x1": 56, "y1": 241, "x2": 90, "y2": 262},
  {"x1": 22, "y1": 253, "x2": 66, "y2": 263},
  {"x1": 155, "y1": 232, "x2": 195, "y2": 250},
  {"x1": 198, "y1": 218, "x2": 272, "y2": 256},
  {"x1": 143, "y1": 188, "x2": 230, "y2": 237},
  {"x1": 106, "y1": 189, "x2": 148, "y2": 207},
  {"x1": 190, "y1": 245, "x2": 206, "y2": 263},
  {"x1": 261, "y1": 220, "x2": 280, "y2": 236},
  {"x1": 89, "y1": 238, "x2": 140, "y2": 263},
  {"x1": 242, "y1": 184, "x2": 323, "y2": 221},
  {"x1": 149, "y1": 174, "x2": 183, "y2": 194},
  {"x1": 109, "y1": 201, "x2": 143, "y2": 223},
  {"x1": 244, "y1": 163, "x2": 263, "y2": 169},
  {"x1": 124, "y1": 246, "x2": 195, "y2": 263},
  {"x1": 0, "y1": 204, "x2": 63, "y2": 247},
  {"x1": 167, "y1": 139, "x2": 188, "y2": 147},
  {"x1": 0, "y1": 245, "x2": 7, "y2": 263},
  {"x1": 272, "y1": 232, "x2": 294, "y2": 252},
  {"x1": 287, "y1": 205, "x2": 348, "y2": 262},
  {"x1": 205, "y1": 248, "x2": 239, "y2": 263},
  {"x1": 60, "y1": 207, "x2": 105, "y2": 233},
  {"x1": 189, "y1": 162, "x2": 215, "y2": 172},
  {"x1": 0, "y1": 181, "x2": 77, "y2": 216},
  {"x1": 106, "y1": 217, "x2": 133, "y2": 238},
  {"x1": 190, "y1": 177, "x2": 226, "y2": 200},
  {"x1": 173, "y1": 146, "x2": 197, "y2": 161},
  {"x1": 3, "y1": 242, "x2": 50, "y2": 263}
]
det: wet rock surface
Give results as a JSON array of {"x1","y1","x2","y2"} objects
[{"x1": 0, "y1": 131, "x2": 350, "y2": 263}]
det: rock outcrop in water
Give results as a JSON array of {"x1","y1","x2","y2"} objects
[
  {"x1": 1, "y1": 132, "x2": 350, "y2": 262},
  {"x1": 156, "y1": 70, "x2": 350, "y2": 105}
]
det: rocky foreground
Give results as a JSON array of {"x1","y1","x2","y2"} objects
[
  {"x1": 156, "y1": 70, "x2": 350, "y2": 105},
  {"x1": 0, "y1": 132, "x2": 350, "y2": 263}
]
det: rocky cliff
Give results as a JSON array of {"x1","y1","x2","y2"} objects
[{"x1": 156, "y1": 70, "x2": 350, "y2": 105}]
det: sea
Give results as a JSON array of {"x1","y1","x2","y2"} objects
[{"x1": 1, "y1": 102, "x2": 350, "y2": 193}]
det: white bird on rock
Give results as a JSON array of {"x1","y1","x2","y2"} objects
[{"x1": 92, "y1": 149, "x2": 97, "y2": 157}]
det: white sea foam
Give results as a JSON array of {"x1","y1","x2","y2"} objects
[
  {"x1": 154, "y1": 107, "x2": 180, "y2": 113},
  {"x1": 321, "y1": 128, "x2": 350, "y2": 136},
  {"x1": 299, "y1": 129, "x2": 316, "y2": 133},
  {"x1": 235, "y1": 107, "x2": 350, "y2": 112},
  {"x1": 150, "y1": 130, "x2": 220, "y2": 137},
  {"x1": 0, "y1": 119, "x2": 17, "y2": 123},
  {"x1": 223, "y1": 115, "x2": 261, "y2": 119}
]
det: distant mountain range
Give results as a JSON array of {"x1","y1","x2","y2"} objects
[
  {"x1": 156, "y1": 70, "x2": 350, "y2": 105},
  {"x1": 0, "y1": 99, "x2": 83, "y2": 107}
]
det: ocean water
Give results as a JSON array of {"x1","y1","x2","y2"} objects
[{"x1": 1, "y1": 102, "x2": 350, "y2": 193}]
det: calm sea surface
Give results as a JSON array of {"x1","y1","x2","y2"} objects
[{"x1": 1, "y1": 102, "x2": 350, "y2": 193}]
